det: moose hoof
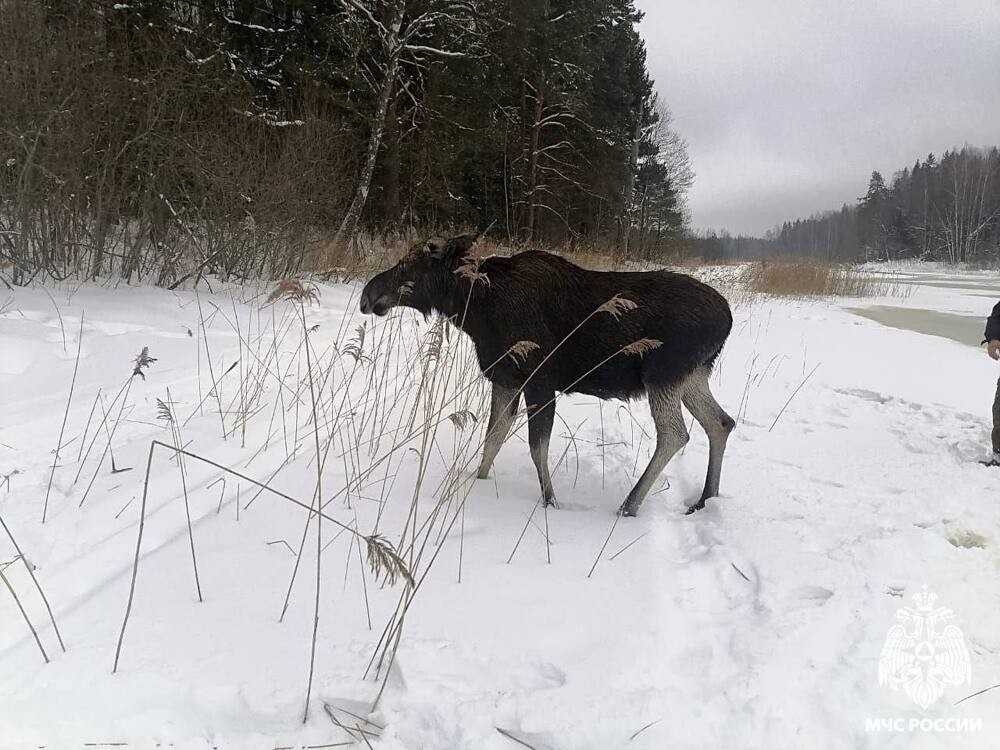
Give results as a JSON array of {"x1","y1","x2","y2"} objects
[
  {"x1": 476, "y1": 467, "x2": 490, "y2": 480},
  {"x1": 543, "y1": 496, "x2": 558, "y2": 509},
  {"x1": 684, "y1": 501, "x2": 706, "y2": 515},
  {"x1": 617, "y1": 501, "x2": 638, "y2": 517}
]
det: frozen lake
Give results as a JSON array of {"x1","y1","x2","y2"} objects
[{"x1": 848, "y1": 271, "x2": 998, "y2": 347}]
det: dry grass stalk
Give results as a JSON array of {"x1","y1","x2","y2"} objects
[
  {"x1": 162, "y1": 388, "x2": 203, "y2": 602},
  {"x1": 131, "y1": 346, "x2": 157, "y2": 380},
  {"x1": 1, "y1": 469, "x2": 20, "y2": 493},
  {"x1": 447, "y1": 410, "x2": 477, "y2": 430},
  {"x1": 42, "y1": 289, "x2": 67, "y2": 353},
  {"x1": 621, "y1": 338, "x2": 662, "y2": 356},
  {"x1": 365, "y1": 534, "x2": 414, "y2": 588},
  {"x1": 112, "y1": 440, "x2": 413, "y2": 672},
  {"x1": 364, "y1": 329, "x2": 490, "y2": 701},
  {"x1": 76, "y1": 389, "x2": 102, "y2": 463},
  {"x1": 495, "y1": 726, "x2": 539, "y2": 749},
  {"x1": 455, "y1": 257, "x2": 490, "y2": 285},
  {"x1": 278, "y1": 293, "x2": 366, "y2": 629},
  {"x1": 266, "y1": 279, "x2": 320, "y2": 305},
  {"x1": 587, "y1": 512, "x2": 623, "y2": 578},
  {"x1": 598, "y1": 293, "x2": 639, "y2": 319},
  {"x1": 78, "y1": 376, "x2": 136, "y2": 508},
  {"x1": 629, "y1": 718, "x2": 663, "y2": 741},
  {"x1": 424, "y1": 319, "x2": 446, "y2": 362},
  {"x1": 317, "y1": 341, "x2": 519, "y2": 514},
  {"x1": 342, "y1": 325, "x2": 368, "y2": 364},
  {"x1": 42, "y1": 313, "x2": 84, "y2": 523},
  {"x1": 113, "y1": 441, "x2": 156, "y2": 673},
  {"x1": 323, "y1": 703, "x2": 382, "y2": 744},
  {"x1": 769, "y1": 363, "x2": 822, "y2": 432},
  {"x1": 506, "y1": 340, "x2": 539, "y2": 365},
  {"x1": 155, "y1": 398, "x2": 173, "y2": 423},
  {"x1": 738, "y1": 260, "x2": 909, "y2": 299},
  {"x1": 0, "y1": 512, "x2": 65, "y2": 652},
  {"x1": 609, "y1": 531, "x2": 650, "y2": 561},
  {"x1": 79, "y1": 347, "x2": 153, "y2": 507},
  {"x1": 0, "y1": 563, "x2": 49, "y2": 663},
  {"x1": 74, "y1": 379, "x2": 132, "y2": 486},
  {"x1": 542, "y1": 502, "x2": 552, "y2": 564},
  {"x1": 506, "y1": 497, "x2": 543, "y2": 565},
  {"x1": 193, "y1": 290, "x2": 227, "y2": 438},
  {"x1": 298, "y1": 290, "x2": 325, "y2": 724}
]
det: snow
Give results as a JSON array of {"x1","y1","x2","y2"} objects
[
  {"x1": 1, "y1": 270, "x2": 999, "y2": 748},
  {"x1": 235, "y1": 110, "x2": 305, "y2": 127},
  {"x1": 221, "y1": 15, "x2": 290, "y2": 34}
]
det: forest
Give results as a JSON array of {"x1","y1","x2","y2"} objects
[
  {"x1": 0, "y1": 0, "x2": 692, "y2": 285},
  {"x1": 698, "y1": 147, "x2": 1000, "y2": 264}
]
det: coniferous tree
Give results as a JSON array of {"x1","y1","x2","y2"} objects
[{"x1": 702, "y1": 148, "x2": 999, "y2": 264}]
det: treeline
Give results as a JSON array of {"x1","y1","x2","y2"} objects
[
  {"x1": 695, "y1": 146, "x2": 1000, "y2": 264},
  {"x1": 0, "y1": 0, "x2": 691, "y2": 286}
]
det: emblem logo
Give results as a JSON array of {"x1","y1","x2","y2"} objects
[{"x1": 878, "y1": 588, "x2": 971, "y2": 709}]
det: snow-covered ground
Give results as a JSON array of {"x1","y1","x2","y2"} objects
[{"x1": 1, "y1": 269, "x2": 999, "y2": 749}]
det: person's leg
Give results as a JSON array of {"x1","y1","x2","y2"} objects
[{"x1": 992, "y1": 376, "x2": 1000, "y2": 457}]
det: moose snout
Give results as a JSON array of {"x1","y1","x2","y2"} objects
[{"x1": 359, "y1": 288, "x2": 390, "y2": 316}]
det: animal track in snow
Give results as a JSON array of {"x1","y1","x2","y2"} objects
[
  {"x1": 945, "y1": 528, "x2": 989, "y2": 550},
  {"x1": 790, "y1": 585, "x2": 834, "y2": 605}
]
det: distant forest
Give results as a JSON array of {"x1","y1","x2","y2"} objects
[
  {"x1": 697, "y1": 146, "x2": 1000, "y2": 264},
  {"x1": 0, "y1": 0, "x2": 692, "y2": 285}
]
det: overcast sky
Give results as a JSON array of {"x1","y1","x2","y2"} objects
[{"x1": 635, "y1": 0, "x2": 1000, "y2": 236}]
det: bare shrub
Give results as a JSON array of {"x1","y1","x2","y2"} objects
[{"x1": 0, "y1": 1, "x2": 354, "y2": 285}]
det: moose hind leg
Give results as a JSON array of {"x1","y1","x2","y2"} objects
[
  {"x1": 526, "y1": 392, "x2": 556, "y2": 506},
  {"x1": 477, "y1": 383, "x2": 520, "y2": 479},
  {"x1": 682, "y1": 367, "x2": 735, "y2": 514},
  {"x1": 619, "y1": 386, "x2": 687, "y2": 517}
]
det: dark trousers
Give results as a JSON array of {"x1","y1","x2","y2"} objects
[{"x1": 994, "y1": 377, "x2": 1000, "y2": 455}]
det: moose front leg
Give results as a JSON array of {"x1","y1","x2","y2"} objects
[
  {"x1": 525, "y1": 391, "x2": 556, "y2": 507},
  {"x1": 477, "y1": 383, "x2": 519, "y2": 479},
  {"x1": 619, "y1": 386, "x2": 687, "y2": 517}
]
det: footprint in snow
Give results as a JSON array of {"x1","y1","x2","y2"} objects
[
  {"x1": 791, "y1": 585, "x2": 834, "y2": 604},
  {"x1": 835, "y1": 387, "x2": 893, "y2": 404},
  {"x1": 945, "y1": 529, "x2": 989, "y2": 549}
]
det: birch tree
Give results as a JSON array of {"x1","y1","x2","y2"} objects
[
  {"x1": 331, "y1": 0, "x2": 481, "y2": 257},
  {"x1": 936, "y1": 148, "x2": 999, "y2": 263}
]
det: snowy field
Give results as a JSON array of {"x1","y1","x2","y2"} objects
[{"x1": 1, "y1": 268, "x2": 999, "y2": 749}]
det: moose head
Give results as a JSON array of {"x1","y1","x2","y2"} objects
[{"x1": 359, "y1": 233, "x2": 480, "y2": 318}]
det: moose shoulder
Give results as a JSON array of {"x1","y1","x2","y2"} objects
[{"x1": 360, "y1": 234, "x2": 735, "y2": 516}]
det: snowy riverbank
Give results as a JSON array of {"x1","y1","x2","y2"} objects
[{"x1": 1, "y1": 271, "x2": 998, "y2": 749}]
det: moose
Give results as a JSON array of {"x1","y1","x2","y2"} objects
[{"x1": 359, "y1": 233, "x2": 735, "y2": 516}]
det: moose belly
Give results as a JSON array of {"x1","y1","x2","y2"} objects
[
  {"x1": 473, "y1": 340, "x2": 649, "y2": 400},
  {"x1": 557, "y1": 357, "x2": 646, "y2": 401}
]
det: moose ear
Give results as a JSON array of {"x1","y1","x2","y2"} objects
[
  {"x1": 423, "y1": 238, "x2": 448, "y2": 259},
  {"x1": 422, "y1": 234, "x2": 478, "y2": 264},
  {"x1": 446, "y1": 233, "x2": 479, "y2": 258}
]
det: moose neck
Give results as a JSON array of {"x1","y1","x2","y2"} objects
[{"x1": 434, "y1": 269, "x2": 491, "y2": 335}]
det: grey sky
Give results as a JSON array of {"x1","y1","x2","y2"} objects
[{"x1": 636, "y1": 0, "x2": 1000, "y2": 236}]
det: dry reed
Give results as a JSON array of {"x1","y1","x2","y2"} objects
[{"x1": 737, "y1": 259, "x2": 909, "y2": 299}]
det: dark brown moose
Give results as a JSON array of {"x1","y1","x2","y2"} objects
[{"x1": 360, "y1": 234, "x2": 735, "y2": 516}]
